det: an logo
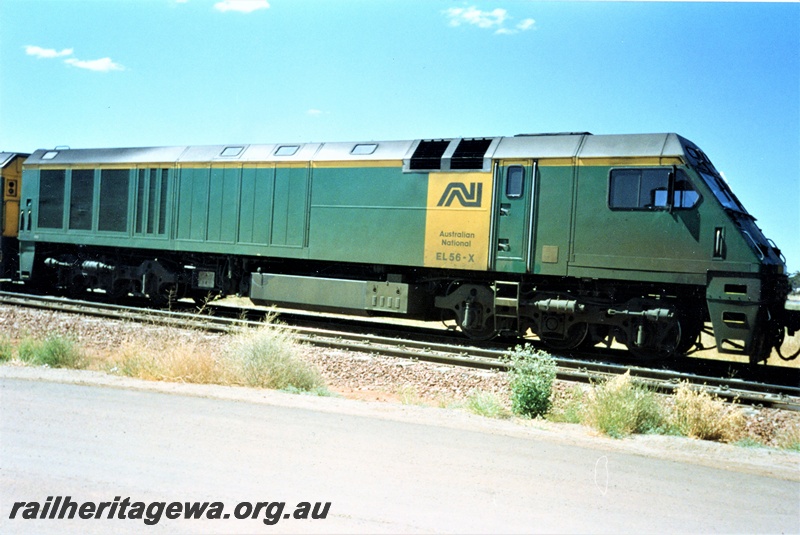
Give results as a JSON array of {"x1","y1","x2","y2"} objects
[{"x1": 436, "y1": 182, "x2": 483, "y2": 207}]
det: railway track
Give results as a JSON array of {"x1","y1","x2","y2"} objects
[{"x1": 1, "y1": 290, "x2": 799, "y2": 411}]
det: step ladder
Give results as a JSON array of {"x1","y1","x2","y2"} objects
[{"x1": 494, "y1": 281, "x2": 520, "y2": 331}]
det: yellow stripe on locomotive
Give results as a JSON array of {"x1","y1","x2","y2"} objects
[{"x1": 423, "y1": 171, "x2": 493, "y2": 270}]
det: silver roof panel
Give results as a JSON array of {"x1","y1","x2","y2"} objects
[
  {"x1": 578, "y1": 133, "x2": 683, "y2": 159},
  {"x1": 493, "y1": 135, "x2": 586, "y2": 160},
  {"x1": 23, "y1": 134, "x2": 689, "y2": 167},
  {"x1": 314, "y1": 140, "x2": 414, "y2": 161},
  {"x1": 26, "y1": 146, "x2": 187, "y2": 165}
]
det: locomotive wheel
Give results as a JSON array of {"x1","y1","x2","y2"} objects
[
  {"x1": 675, "y1": 308, "x2": 704, "y2": 355},
  {"x1": 106, "y1": 280, "x2": 129, "y2": 300},
  {"x1": 66, "y1": 276, "x2": 87, "y2": 299},
  {"x1": 542, "y1": 322, "x2": 589, "y2": 351},
  {"x1": 439, "y1": 282, "x2": 497, "y2": 340},
  {"x1": 148, "y1": 283, "x2": 179, "y2": 307},
  {"x1": 627, "y1": 320, "x2": 682, "y2": 361},
  {"x1": 749, "y1": 321, "x2": 784, "y2": 365},
  {"x1": 461, "y1": 316, "x2": 498, "y2": 341},
  {"x1": 583, "y1": 324, "x2": 611, "y2": 349}
]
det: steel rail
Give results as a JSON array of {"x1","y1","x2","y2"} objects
[{"x1": 1, "y1": 291, "x2": 798, "y2": 411}]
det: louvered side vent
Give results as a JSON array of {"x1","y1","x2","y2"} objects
[
  {"x1": 450, "y1": 138, "x2": 493, "y2": 170},
  {"x1": 409, "y1": 140, "x2": 450, "y2": 170}
]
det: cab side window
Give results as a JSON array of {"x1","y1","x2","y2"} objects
[
  {"x1": 506, "y1": 165, "x2": 524, "y2": 198},
  {"x1": 671, "y1": 177, "x2": 700, "y2": 209},
  {"x1": 608, "y1": 168, "x2": 699, "y2": 210}
]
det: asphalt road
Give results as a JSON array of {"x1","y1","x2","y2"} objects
[{"x1": 1, "y1": 370, "x2": 798, "y2": 534}]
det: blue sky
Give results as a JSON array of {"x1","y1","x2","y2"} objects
[{"x1": 1, "y1": 0, "x2": 798, "y2": 272}]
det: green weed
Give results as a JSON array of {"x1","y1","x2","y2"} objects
[
  {"x1": 397, "y1": 384, "x2": 424, "y2": 405},
  {"x1": 733, "y1": 437, "x2": 766, "y2": 449},
  {"x1": 505, "y1": 344, "x2": 557, "y2": 418},
  {"x1": 0, "y1": 336, "x2": 14, "y2": 362},
  {"x1": 17, "y1": 335, "x2": 84, "y2": 368},
  {"x1": 463, "y1": 390, "x2": 511, "y2": 419},
  {"x1": 223, "y1": 324, "x2": 325, "y2": 392}
]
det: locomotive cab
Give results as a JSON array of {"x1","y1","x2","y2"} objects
[{"x1": 679, "y1": 139, "x2": 793, "y2": 362}]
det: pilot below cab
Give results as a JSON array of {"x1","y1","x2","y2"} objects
[{"x1": 0, "y1": 153, "x2": 28, "y2": 284}]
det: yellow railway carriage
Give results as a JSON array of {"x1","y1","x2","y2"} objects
[{"x1": 0, "y1": 152, "x2": 27, "y2": 281}]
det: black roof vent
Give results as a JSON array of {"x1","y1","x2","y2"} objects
[
  {"x1": 410, "y1": 140, "x2": 450, "y2": 170},
  {"x1": 451, "y1": 138, "x2": 492, "y2": 170}
]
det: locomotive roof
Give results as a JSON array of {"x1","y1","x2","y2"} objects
[
  {"x1": 0, "y1": 152, "x2": 29, "y2": 168},
  {"x1": 24, "y1": 133, "x2": 688, "y2": 166}
]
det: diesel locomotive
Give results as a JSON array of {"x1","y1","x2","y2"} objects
[{"x1": 1, "y1": 133, "x2": 797, "y2": 363}]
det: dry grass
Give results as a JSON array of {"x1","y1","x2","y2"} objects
[
  {"x1": 669, "y1": 382, "x2": 745, "y2": 442},
  {"x1": 396, "y1": 384, "x2": 420, "y2": 405},
  {"x1": 111, "y1": 340, "x2": 222, "y2": 384},
  {"x1": 774, "y1": 423, "x2": 800, "y2": 452},
  {"x1": 109, "y1": 321, "x2": 327, "y2": 394},
  {"x1": 583, "y1": 372, "x2": 666, "y2": 438},
  {"x1": 547, "y1": 384, "x2": 587, "y2": 424}
]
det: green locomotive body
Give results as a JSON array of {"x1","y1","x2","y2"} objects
[{"x1": 14, "y1": 133, "x2": 798, "y2": 362}]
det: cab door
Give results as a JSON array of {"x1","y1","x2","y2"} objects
[{"x1": 493, "y1": 160, "x2": 535, "y2": 273}]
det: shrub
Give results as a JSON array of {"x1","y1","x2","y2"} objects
[
  {"x1": 17, "y1": 335, "x2": 84, "y2": 368},
  {"x1": 505, "y1": 344, "x2": 557, "y2": 418},
  {"x1": 584, "y1": 371, "x2": 665, "y2": 438},
  {"x1": 669, "y1": 382, "x2": 744, "y2": 442},
  {"x1": 224, "y1": 325, "x2": 326, "y2": 392}
]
